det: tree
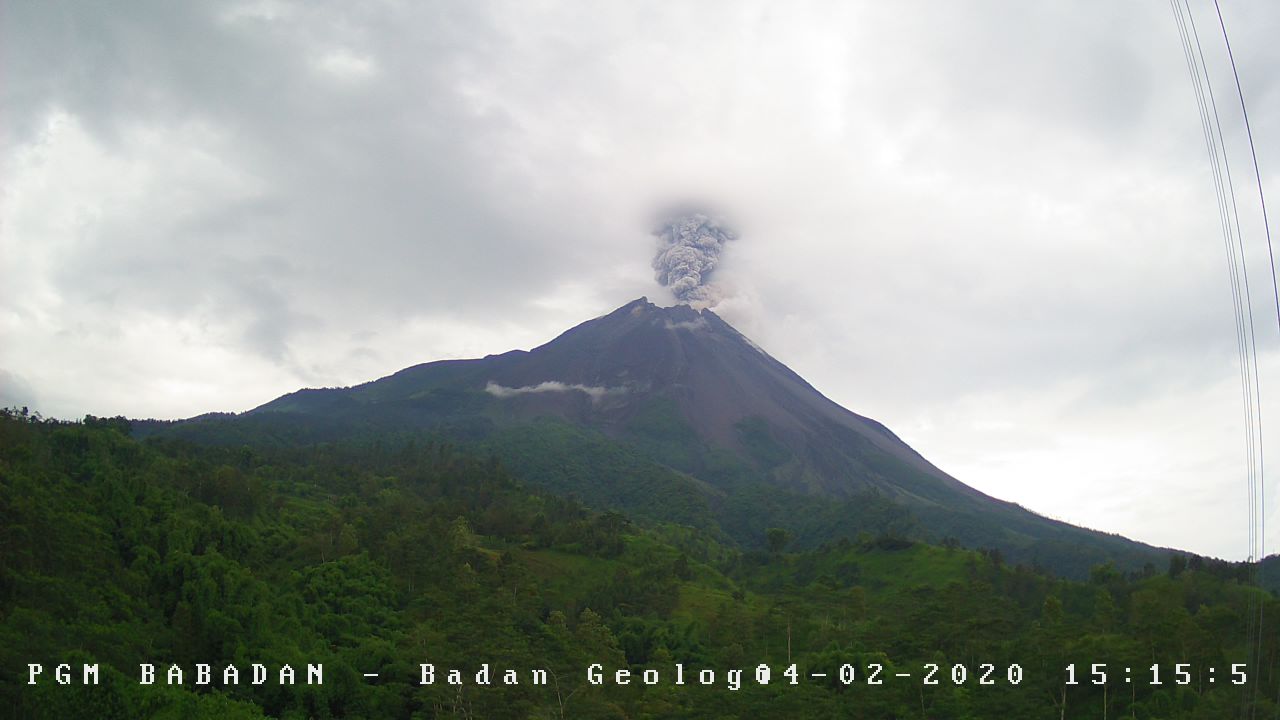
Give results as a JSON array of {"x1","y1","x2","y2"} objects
[
  {"x1": 766, "y1": 527, "x2": 791, "y2": 554},
  {"x1": 1042, "y1": 594, "x2": 1063, "y2": 626}
]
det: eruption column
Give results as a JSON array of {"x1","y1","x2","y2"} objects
[{"x1": 651, "y1": 212, "x2": 736, "y2": 306}]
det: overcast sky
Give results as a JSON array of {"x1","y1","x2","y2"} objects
[{"x1": 3, "y1": 0, "x2": 1278, "y2": 561}]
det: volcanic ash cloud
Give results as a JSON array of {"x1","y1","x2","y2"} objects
[{"x1": 651, "y1": 212, "x2": 736, "y2": 306}]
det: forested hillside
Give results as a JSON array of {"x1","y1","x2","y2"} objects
[
  {"x1": 2, "y1": 409, "x2": 1277, "y2": 719},
  {"x1": 139, "y1": 406, "x2": 1170, "y2": 581}
]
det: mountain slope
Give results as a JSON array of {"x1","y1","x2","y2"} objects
[
  {"x1": 260, "y1": 299, "x2": 989, "y2": 502},
  {"x1": 162, "y1": 298, "x2": 1171, "y2": 577}
]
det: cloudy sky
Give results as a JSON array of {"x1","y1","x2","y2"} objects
[{"x1": 3, "y1": 0, "x2": 1278, "y2": 561}]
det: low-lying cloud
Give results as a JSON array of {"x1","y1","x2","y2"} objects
[
  {"x1": 663, "y1": 317, "x2": 708, "y2": 331},
  {"x1": 484, "y1": 380, "x2": 627, "y2": 403}
]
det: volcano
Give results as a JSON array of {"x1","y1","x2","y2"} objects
[{"x1": 170, "y1": 298, "x2": 1169, "y2": 576}]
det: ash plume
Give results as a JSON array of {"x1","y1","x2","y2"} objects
[{"x1": 651, "y1": 211, "x2": 736, "y2": 306}]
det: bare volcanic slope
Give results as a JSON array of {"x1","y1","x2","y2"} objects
[{"x1": 237, "y1": 298, "x2": 1168, "y2": 574}]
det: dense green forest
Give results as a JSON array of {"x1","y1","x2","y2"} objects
[
  {"x1": 137, "y1": 407, "x2": 1172, "y2": 581},
  {"x1": 2, "y1": 408, "x2": 1278, "y2": 718}
]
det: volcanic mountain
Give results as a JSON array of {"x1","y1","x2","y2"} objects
[{"x1": 162, "y1": 298, "x2": 1170, "y2": 576}]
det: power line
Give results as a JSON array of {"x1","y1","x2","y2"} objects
[
  {"x1": 1205, "y1": 5, "x2": 1275, "y2": 716},
  {"x1": 1170, "y1": 1, "x2": 1270, "y2": 715}
]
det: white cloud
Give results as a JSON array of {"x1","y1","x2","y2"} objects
[
  {"x1": 664, "y1": 318, "x2": 707, "y2": 331},
  {"x1": 316, "y1": 49, "x2": 376, "y2": 80},
  {"x1": 484, "y1": 380, "x2": 627, "y2": 403}
]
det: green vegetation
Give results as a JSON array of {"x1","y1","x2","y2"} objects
[
  {"x1": 483, "y1": 419, "x2": 721, "y2": 532},
  {"x1": 138, "y1": 397, "x2": 1175, "y2": 581},
  {"x1": 733, "y1": 417, "x2": 792, "y2": 471},
  {"x1": 3, "y1": 409, "x2": 1277, "y2": 718}
]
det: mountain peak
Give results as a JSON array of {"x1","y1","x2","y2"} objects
[
  {"x1": 610, "y1": 296, "x2": 714, "y2": 320},
  {"x1": 235, "y1": 295, "x2": 1168, "y2": 577}
]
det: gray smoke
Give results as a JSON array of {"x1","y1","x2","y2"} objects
[{"x1": 651, "y1": 212, "x2": 737, "y2": 305}]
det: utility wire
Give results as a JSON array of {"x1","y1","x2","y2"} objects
[
  {"x1": 1170, "y1": 1, "x2": 1270, "y2": 716},
  {"x1": 1207, "y1": 21, "x2": 1274, "y2": 712},
  {"x1": 1205, "y1": 5, "x2": 1275, "y2": 716},
  {"x1": 1187, "y1": 0, "x2": 1264, "y2": 566},
  {"x1": 1213, "y1": 1, "x2": 1279, "y2": 340}
]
